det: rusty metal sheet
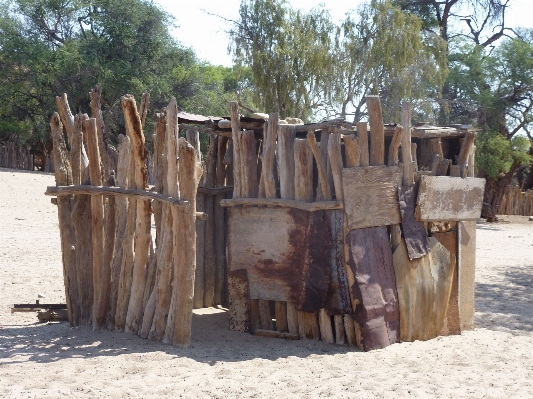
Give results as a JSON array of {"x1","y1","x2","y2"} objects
[
  {"x1": 227, "y1": 207, "x2": 308, "y2": 303},
  {"x1": 399, "y1": 184, "x2": 430, "y2": 260},
  {"x1": 297, "y1": 210, "x2": 331, "y2": 312},
  {"x1": 325, "y1": 210, "x2": 352, "y2": 314},
  {"x1": 347, "y1": 227, "x2": 400, "y2": 351}
]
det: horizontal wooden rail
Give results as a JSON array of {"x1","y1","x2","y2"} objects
[
  {"x1": 197, "y1": 185, "x2": 234, "y2": 195},
  {"x1": 220, "y1": 198, "x2": 343, "y2": 212},
  {"x1": 46, "y1": 185, "x2": 190, "y2": 208}
]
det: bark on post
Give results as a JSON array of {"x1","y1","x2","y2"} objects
[
  {"x1": 241, "y1": 131, "x2": 259, "y2": 198},
  {"x1": 122, "y1": 95, "x2": 151, "y2": 335},
  {"x1": 56, "y1": 94, "x2": 89, "y2": 170},
  {"x1": 50, "y1": 113, "x2": 80, "y2": 326},
  {"x1": 171, "y1": 138, "x2": 202, "y2": 347},
  {"x1": 84, "y1": 117, "x2": 107, "y2": 330}
]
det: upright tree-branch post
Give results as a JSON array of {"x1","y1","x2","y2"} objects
[
  {"x1": 50, "y1": 113, "x2": 80, "y2": 326},
  {"x1": 171, "y1": 138, "x2": 202, "y2": 347},
  {"x1": 122, "y1": 95, "x2": 151, "y2": 334},
  {"x1": 84, "y1": 117, "x2": 107, "y2": 330}
]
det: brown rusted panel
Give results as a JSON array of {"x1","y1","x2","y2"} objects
[
  {"x1": 227, "y1": 207, "x2": 308, "y2": 303},
  {"x1": 325, "y1": 210, "x2": 352, "y2": 315},
  {"x1": 297, "y1": 210, "x2": 331, "y2": 313},
  {"x1": 228, "y1": 269, "x2": 250, "y2": 332},
  {"x1": 347, "y1": 227, "x2": 400, "y2": 351},
  {"x1": 399, "y1": 184, "x2": 430, "y2": 260}
]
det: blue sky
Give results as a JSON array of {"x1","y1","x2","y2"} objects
[{"x1": 155, "y1": 0, "x2": 533, "y2": 67}]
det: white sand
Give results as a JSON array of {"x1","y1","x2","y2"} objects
[{"x1": 1, "y1": 167, "x2": 533, "y2": 398}]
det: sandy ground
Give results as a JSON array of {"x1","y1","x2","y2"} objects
[{"x1": 1, "y1": 167, "x2": 533, "y2": 398}]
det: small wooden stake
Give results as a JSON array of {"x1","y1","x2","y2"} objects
[
  {"x1": 357, "y1": 122, "x2": 370, "y2": 168},
  {"x1": 343, "y1": 134, "x2": 360, "y2": 168},
  {"x1": 366, "y1": 96, "x2": 385, "y2": 166}
]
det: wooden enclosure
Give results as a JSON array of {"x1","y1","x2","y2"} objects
[
  {"x1": 48, "y1": 88, "x2": 484, "y2": 351},
  {"x1": 220, "y1": 98, "x2": 484, "y2": 350}
]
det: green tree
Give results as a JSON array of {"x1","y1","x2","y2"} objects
[
  {"x1": 0, "y1": 0, "x2": 242, "y2": 161},
  {"x1": 229, "y1": 0, "x2": 335, "y2": 120},
  {"x1": 332, "y1": 0, "x2": 448, "y2": 122}
]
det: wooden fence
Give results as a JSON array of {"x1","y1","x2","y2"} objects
[
  {"x1": 0, "y1": 140, "x2": 34, "y2": 171},
  {"x1": 47, "y1": 92, "x2": 203, "y2": 347},
  {"x1": 498, "y1": 185, "x2": 533, "y2": 216}
]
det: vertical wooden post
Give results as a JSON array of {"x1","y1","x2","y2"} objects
[
  {"x1": 366, "y1": 96, "x2": 385, "y2": 166},
  {"x1": 307, "y1": 131, "x2": 331, "y2": 201},
  {"x1": 241, "y1": 131, "x2": 259, "y2": 198},
  {"x1": 150, "y1": 99, "x2": 178, "y2": 340},
  {"x1": 343, "y1": 134, "x2": 360, "y2": 168},
  {"x1": 262, "y1": 113, "x2": 279, "y2": 199},
  {"x1": 171, "y1": 138, "x2": 202, "y2": 347},
  {"x1": 108, "y1": 134, "x2": 132, "y2": 329},
  {"x1": 84, "y1": 118, "x2": 107, "y2": 330},
  {"x1": 122, "y1": 95, "x2": 151, "y2": 335},
  {"x1": 278, "y1": 125, "x2": 296, "y2": 200},
  {"x1": 50, "y1": 113, "x2": 80, "y2": 326},
  {"x1": 214, "y1": 136, "x2": 229, "y2": 306},
  {"x1": 294, "y1": 139, "x2": 314, "y2": 202},
  {"x1": 230, "y1": 102, "x2": 242, "y2": 198},
  {"x1": 357, "y1": 122, "x2": 370, "y2": 168},
  {"x1": 401, "y1": 103, "x2": 413, "y2": 186},
  {"x1": 204, "y1": 134, "x2": 218, "y2": 307},
  {"x1": 327, "y1": 133, "x2": 343, "y2": 201},
  {"x1": 458, "y1": 131, "x2": 476, "y2": 178}
]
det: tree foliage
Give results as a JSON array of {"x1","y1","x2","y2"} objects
[
  {"x1": 230, "y1": 0, "x2": 447, "y2": 122},
  {"x1": 0, "y1": 0, "x2": 243, "y2": 152}
]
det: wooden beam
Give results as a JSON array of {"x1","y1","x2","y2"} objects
[{"x1": 220, "y1": 198, "x2": 343, "y2": 212}]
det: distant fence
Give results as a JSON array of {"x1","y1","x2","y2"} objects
[
  {"x1": 0, "y1": 140, "x2": 34, "y2": 171},
  {"x1": 498, "y1": 185, "x2": 533, "y2": 216}
]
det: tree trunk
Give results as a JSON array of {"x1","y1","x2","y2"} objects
[{"x1": 481, "y1": 161, "x2": 521, "y2": 222}]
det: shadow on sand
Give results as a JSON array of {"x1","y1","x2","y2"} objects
[{"x1": 0, "y1": 310, "x2": 359, "y2": 365}]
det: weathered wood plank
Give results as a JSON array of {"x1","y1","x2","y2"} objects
[
  {"x1": 398, "y1": 184, "x2": 430, "y2": 260},
  {"x1": 228, "y1": 269, "x2": 250, "y2": 332},
  {"x1": 415, "y1": 176, "x2": 485, "y2": 221},
  {"x1": 432, "y1": 230, "x2": 460, "y2": 336},
  {"x1": 298, "y1": 311, "x2": 320, "y2": 340},
  {"x1": 458, "y1": 221, "x2": 476, "y2": 331},
  {"x1": 275, "y1": 301, "x2": 288, "y2": 332},
  {"x1": 342, "y1": 165, "x2": 402, "y2": 230},
  {"x1": 366, "y1": 96, "x2": 385, "y2": 166},
  {"x1": 346, "y1": 227, "x2": 400, "y2": 351},
  {"x1": 220, "y1": 198, "x2": 342, "y2": 211},
  {"x1": 392, "y1": 237, "x2": 454, "y2": 342},
  {"x1": 259, "y1": 300, "x2": 273, "y2": 330}
]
